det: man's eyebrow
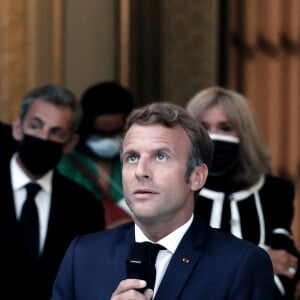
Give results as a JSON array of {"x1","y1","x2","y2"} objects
[
  {"x1": 122, "y1": 149, "x2": 137, "y2": 156},
  {"x1": 50, "y1": 125, "x2": 65, "y2": 131},
  {"x1": 155, "y1": 146, "x2": 171, "y2": 152},
  {"x1": 27, "y1": 116, "x2": 43, "y2": 124}
]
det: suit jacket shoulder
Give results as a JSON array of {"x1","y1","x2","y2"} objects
[
  {"x1": 263, "y1": 174, "x2": 295, "y2": 199},
  {"x1": 51, "y1": 217, "x2": 274, "y2": 300},
  {"x1": 50, "y1": 170, "x2": 106, "y2": 232}
]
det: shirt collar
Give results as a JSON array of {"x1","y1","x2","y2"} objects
[{"x1": 135, "y1": 214, "x2": 194, "y2": 254}]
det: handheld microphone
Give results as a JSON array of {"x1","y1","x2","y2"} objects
[{"x1": 126, "y1": 242, "x2": 150, "y2": 293}]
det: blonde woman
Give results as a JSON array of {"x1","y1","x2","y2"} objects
[{"x1": 186, "y1": 86, "x2": 299, "y2": 300}]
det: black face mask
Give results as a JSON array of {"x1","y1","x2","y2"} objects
[
  {"x1": 18, "y1": 134, "x2": 64, "y2": 176},
  {"x1": 209, "y1": 134, "x2": 240, "y2": 177}
]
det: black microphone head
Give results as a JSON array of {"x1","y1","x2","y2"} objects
[
  {"x1": 126, "y1": 242, "x2": 149, "y2": 280},
  {"x1": 126, "y1": 242, "x2": 165, "y2": 292}
]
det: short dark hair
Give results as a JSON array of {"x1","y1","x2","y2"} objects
[{"x1": 20, "y1": 84, "x2": 82, "y2": 133}]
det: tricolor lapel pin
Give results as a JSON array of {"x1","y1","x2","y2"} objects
[{"x1": 182, "y1": 257, "x2": 190, "y2": 263}]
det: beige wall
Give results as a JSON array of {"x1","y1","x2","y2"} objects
[
  {"x1": 161, "y1": 0, "x2": 219, "y2": 106},
  {"x1": 63, "y1": 0, "x2": 117, "y2": 98},
  {"x1": 0, "y1": 0, "x2": 218, "y2": 120},
  {"x1": 0, "y1": 0, "x2": 117, "y2": 123}
]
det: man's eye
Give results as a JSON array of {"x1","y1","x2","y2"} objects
[
  {"x1": 127, "y1": 155, "x2": 138, "y2": 163},
  {"x1": 156, "y1": 153, "x2": 166, "y2": 161},
  {"x1": 52, "y1": 132, "x2": 66, "y2": 140},
  {"x1": 28, "y1": 122, "x2": 41, "y2": 130}
]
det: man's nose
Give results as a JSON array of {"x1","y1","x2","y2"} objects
[{"x1": 135, "y1": 159, "x2": 151, "y2": 179}]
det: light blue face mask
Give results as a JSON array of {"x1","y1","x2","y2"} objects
[{"x1": 85, "y1": 135, "x2": 122, "y2": 159}]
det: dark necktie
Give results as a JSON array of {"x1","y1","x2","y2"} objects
[
  {"x1": 143, "y1": 242, "x2": 165, "y2": 290},
  {"x1": 19, "y1": 182, "x2": 41, "y2": 266}
]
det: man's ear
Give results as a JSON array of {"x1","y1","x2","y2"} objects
[
  {"x1": 63, "y1": 133, "x2": 79, "y2": 154},
  {"x1": 12, "y1": 118, "x2": 23, "y2": 141},
  {"x1": 190, "y1": 164, "x2": 208, "y2": 192}
]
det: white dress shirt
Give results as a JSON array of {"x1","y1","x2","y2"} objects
[
  {"x1": 10, "y1": 153, "x2": 53, "y2": 254},
  {"x1": 135, "y1": 214, "x2": 194, "y2": 297}
]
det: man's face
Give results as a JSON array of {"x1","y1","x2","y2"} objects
[
  {"x1": 19, "y1": 98, "x2": 73, "y2": 144},
  {"x1": 12, "y1": 98, "x2": 78, "y2": 178},
  {"x1": 13, "y1": 98, "x2": 77, "y2": 155},
  {"x1": 121, "y1": 123, "x2": 206, "y2": 229}
]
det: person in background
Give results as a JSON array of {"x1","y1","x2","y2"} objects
[
  {"x1": 0, "y1": 120, "x2": 18, "y2": 164},
  {"x1": 0, "y1": 84, "x2": 105, "y2": 300},
  {"x1": 51, "y1": 102, "x2": 274, "y2": 300},
  {"x1": 186, "y1": 86, "x2": 299, "y2": 300},
  {"x1": 58, "y1": 81, "x2": 134, "y2": 228}
]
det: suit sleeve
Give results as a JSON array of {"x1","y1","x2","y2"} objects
[
  {"x1": 265, "y1": 176, "x2": 295, "y2": 250},
  {"x1": 50, "y1": 237, "x2": 78, "y2": 300},
  {"x1": 229, "y1": 246, "x2": 275, "y2": 299},
  {"x1": 263, "y1": 176, "x2": 299, "y2": 298}
]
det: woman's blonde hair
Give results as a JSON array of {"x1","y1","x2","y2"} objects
[{"x1": 186, "y1": 86, "x2": 271, "y2": 186}]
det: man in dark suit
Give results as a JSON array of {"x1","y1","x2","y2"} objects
[
  {"x1": 0, "y1": 84, "x2": 105, "y2": 300},
  {"x1": 51, "y1": 102, "x2": 274, "y2": 300}
]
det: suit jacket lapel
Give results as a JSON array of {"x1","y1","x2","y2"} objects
[
  {"x1": 42, "y1": 170, "x2": 71, "y2": 256},
  {"x1": 155, "y1": 216, "x2": 208, "y2": 299}
]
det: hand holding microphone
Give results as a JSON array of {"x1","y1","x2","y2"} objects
[{"x1": 110, "y1": 279, "x2": 152, "y2": 300}]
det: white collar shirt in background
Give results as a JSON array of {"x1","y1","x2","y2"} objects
[
  {"x1": 135, "y1": 214, "x2": 194, "y2": 298},
  {"x1": 11, "y1": 153, "x2": 53, "y2": 254}
]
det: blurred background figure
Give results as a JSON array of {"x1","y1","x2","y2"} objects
[
  {"x1": 186, "y1": 86, "x2": 299, "y2": 300},
  {"x1": 58, "y1": 81, "x2": 134, "y2": 228},
  {"x1": 0, "y1": 84, "x2": 105, "y2": 300}
]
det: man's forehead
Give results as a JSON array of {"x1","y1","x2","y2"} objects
[
  {"x1": 24, "y1": 100, "x2": 73, "y2": 128},
  {"x1": 123, "y1": 124, "x2": 190, "y2": 149}
]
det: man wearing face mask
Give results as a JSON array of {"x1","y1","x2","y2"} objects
[
  {"x1": 186, "y1": 86, "x2": 300, "y2": 300},
  {"x1": 57, "y1": 81, "x2": 134, "y2": 228},
  {"x1": 0, "y1": 84, "x2": 105, "y2": 300}
]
